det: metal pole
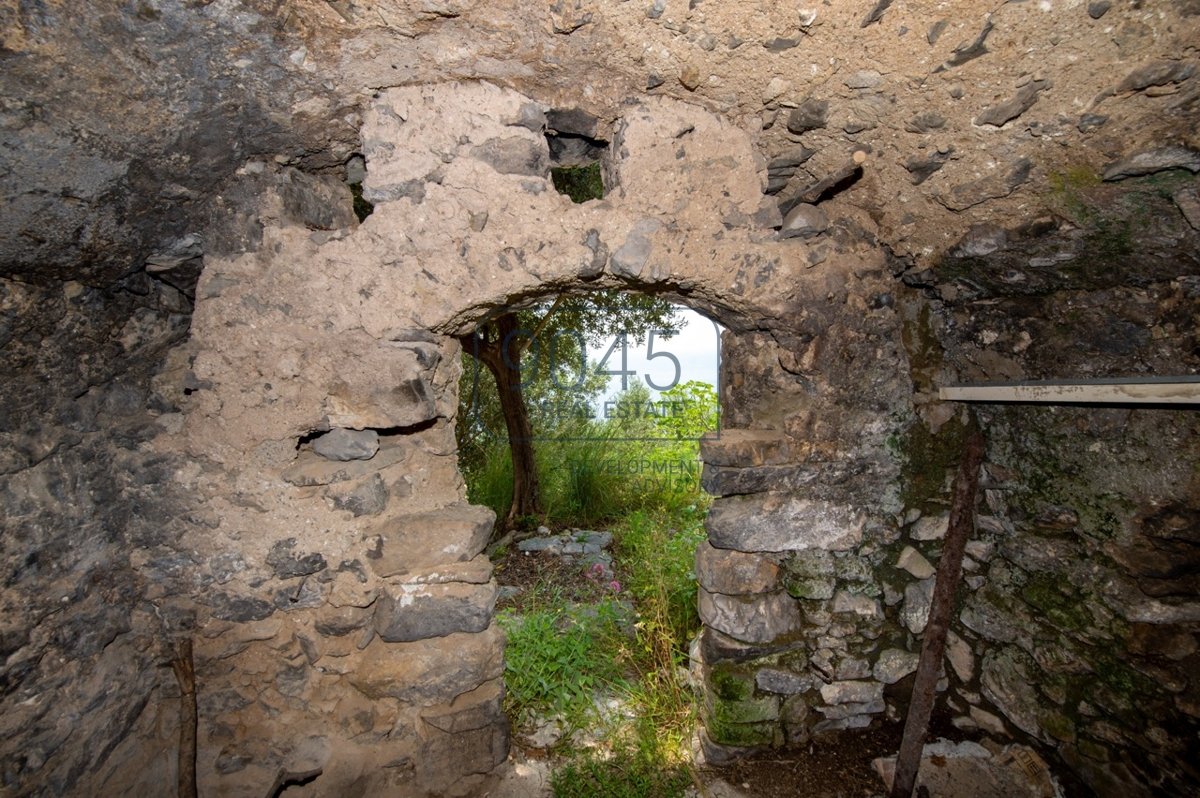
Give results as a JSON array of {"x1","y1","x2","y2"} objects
[{"x1": 889, "y1": 419, "x2": 986, "y2": 798}]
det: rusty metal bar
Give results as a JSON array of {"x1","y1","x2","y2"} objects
[{"x1": 889, "y1": 419, "x2": 986, "y2": 798}]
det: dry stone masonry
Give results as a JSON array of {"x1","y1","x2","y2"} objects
[{"x1": 1, "y1": 1, "x2": 1198, "y2": 796}]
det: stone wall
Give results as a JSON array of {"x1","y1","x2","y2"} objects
[
  {"x1": 0, "y1": 272, "x2": 191, "y2": 792},
  {"x1": 920, "y1": 279, "x2": 1200, "y2": 797},
  {"x1": 1, "y1": 2, "x2": 1198, "y2": 796},
  {"x1": 150, "y1": 81, "x2": 907, "y2": 795}
]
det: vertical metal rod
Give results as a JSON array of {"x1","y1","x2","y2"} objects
[
  {"x1": 889, "y1": 420, "x2": 986, "y2": 798},
  {"x1": 171, "y1": 638, "x2": 198, "y2": 798}
]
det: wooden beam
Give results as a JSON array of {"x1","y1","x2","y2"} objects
[{"x1": 939, "y1": 377, "x2": 1200, "y2": 405}]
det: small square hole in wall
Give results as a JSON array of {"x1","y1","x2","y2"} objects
[
  {"x1": 550, "y1": 161, "x2": 604, "y2": 203},
  {"x1": 545, "y1": 111, "x2": 608, "y2": 203}
]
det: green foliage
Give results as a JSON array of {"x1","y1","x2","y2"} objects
[
  {"x1": 550, "y1": 729, "x2": 692, "y2": 798},
  {"x1": 456, "y1": 290, "x2": 682, "y2": 476},
  {"x1": 551, "y1": 162, "x2": 605, "y2": 203},
  {"x1": 544, "y1": 510, "x2": 704, "y2": 798},
  {"x1": 653, "y1": 381, "x2": 719, "y2": 442},
  {"x1": 497, "y1": 597, "x2": 630, "y2": 728},
  {"x1": 349, "y1": 182, "x2": 374, "y2": 222},
  {"x1": 616, "y1": 509, "x2": 707, "y2": 647},
  {"x1": 462, "y1": 369, "x2": 718, "y2": 526},
  {"x1": 498, "y1": 509, "x2": 706, "y2": 797},
  {"x1": 464, "y1": 438, "x2": 514, "y2": 518}
]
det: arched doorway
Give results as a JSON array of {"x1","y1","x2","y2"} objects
[{"x1": 178, "y1": 80, "x2": 912, "y2": 796}]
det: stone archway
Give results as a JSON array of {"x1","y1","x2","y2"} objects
[{"x1": 178, "y1": 81, "x2": 914, "y2": 796}]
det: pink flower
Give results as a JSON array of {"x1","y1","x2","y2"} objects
[{"x1": 608, "y1": 580, "x2": 621, "y2": 592}]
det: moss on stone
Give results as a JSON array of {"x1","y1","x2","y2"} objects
[
  {"x1": 1090, "y1": 654, "x2": 1156, "y2": 699},
  {"x1": 900, "y1": 302, "x2": 944, "y2": 391},
  {"x1": 1076, "y1": 738, "x2": 1110, "y2": 762},
  {"x1": 896, "y1": 413, "x2": 968, "y2": 514},
  {"x1": 704, "y1": 692, "x2": 781, "y2": 747},
  {"x1": 783, "y1": 576, "x2": 835, "y2": 601},
  {"x1": 1039, "y1": 709, "x2": 1077, "y2": 743},
  {"x1": 1020, "y1": 576, "x2": 1093, "y2": 633},
  {"x1": 705, "y1": 716, "x2": 778, "y2": 747},
  {"x1": 709, "y1": 663, "x2": 755, "y2": 701}
]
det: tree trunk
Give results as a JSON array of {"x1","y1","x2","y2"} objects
[{"x1": 461, "y1": 313, "x2": 542, "y2": 525}]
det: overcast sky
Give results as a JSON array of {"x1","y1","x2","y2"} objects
[{"x1": 587, "y1": 306, "x2": 722, "y2": 406}]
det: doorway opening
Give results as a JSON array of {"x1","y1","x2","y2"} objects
[{"x1": 455, "y1": 290, "x2": 723, "y2": 793}]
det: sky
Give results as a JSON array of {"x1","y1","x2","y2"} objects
[{"x1": 587, "y1": 306, "x2": 723, "y2": 407}]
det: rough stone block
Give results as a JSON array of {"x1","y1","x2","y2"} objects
[
  {"x1": 945, "y1": 630, "x2": 975, "y2": 682},
  {"x1": 367, "y1": 503, "x2": 495, "y2": 576},
  {"x1": 373, "y1": 580, "x2": 498, "y2": 642},
  {"x1": 700, "y1": 429, "x2": 792, "y2": 467},
  {"x1": 324, "y1": 348, "x2": 438, "y2": 430},
  {"x1": 470, "y1": 136, "x2": 549, "y2": 176},
  {"x1": 700, "y1": 462, "x2": 825, "y2": 496},
  {"x1": 282, "y1": 442, "x2": 408, "y2": 487},
  {"x1": 312, "y1": 428, "x2": 380, "y2": 461},
  {"x1": 700, "y1": 627, "x2": 806, "y2": 664},
  {"x1": 695, "y1": 542, "x2": 779, "y2": 595},
  {"x1": 897, "y1": 545, "x2": 935, "y2": 578},
  {"x1": 706, "y1": 494, "x2": 865, "y2": 553},
  {"x1": 327, "y1": 473, "x2": 389, "y2": 517},
  {"x1": 831, "y1": 590, "x2": 882, "y2": 620},
  {"x1": 347, "y1": 625, "x2": 504, "y2": 704},
  {"x1": 401, "y1": 556, "x2": 495, "y2": 585},
  {"x1": 902, "y1": 577, "x2": 935, "y2": 634},
  {"x1": 816, "y1": 699, "x2": 885, "y2": 720},
  {"x1": 873, "y1": 648, "x2": 919, "y2": 684},
  {"x1": 755, "y1": 668, "x2": 814, "y2": 695},
  {"x1": 266, "y1": 538, "x2": 328, "y2": 579},
  {"x1": 819, "y1": 680, "x2": 884, "y2": 706},
  {"x1": 314, "y1": 604, "x2": 373, "y2": 637},
  {"x1": 698, "y1": 588, "x2": 801, "y2": 644},
  {"x1": 421, "y1": 678, "x2": 506, "y2": 736},
  {"x1": 704, "y1": 692, "x2": 781, "y2": 748},
  {"x1": 980, "y1": 647, "x2": 1042, "y2": 738},
  {"x1": 911, "y1": 514, "x2": 948, "y2": 541}
]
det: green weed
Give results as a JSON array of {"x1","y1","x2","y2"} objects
[{"x1": 497, "y1": 597, "x2": 630, "y2": 729}]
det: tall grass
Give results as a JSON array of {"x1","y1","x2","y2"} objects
[
  {"x1": 545, "y1": 509, "x2": 707, "y2": 798},
  {"x1": 464, "y1": 430, "x2": 707, "y2": 528}
]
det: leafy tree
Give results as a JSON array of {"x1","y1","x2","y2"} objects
[
  {"x1": 457, "y1": 290, "x2": 680, "y2": 527},
  {"x1": 652, "y1": 381, "x2": 719, "y2": 442}
]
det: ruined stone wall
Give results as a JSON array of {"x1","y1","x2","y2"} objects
[
  {"x1": 903, "y1": 277, "x2": 1200, "y2": 797},
  {"x1": 1, "y1": 1, "x2": 1198, "y2": 796},
  {"x1": 0, "y1": 275, "x2": 192, "y2": 791}
]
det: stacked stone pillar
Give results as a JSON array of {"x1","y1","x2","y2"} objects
[{"x1": 695, "y1": 429, "x2": 903, "y2": 757}]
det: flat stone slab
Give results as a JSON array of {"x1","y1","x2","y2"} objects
[
  {"x1": 698, "y1": 588, "x2": 801, "y2": 644},
  {"x1": 695, "y1": 542, "x2": 779, "y2": 595},
  {"x1": 368, "y1": 503, "x2": 495, "y2": 576},
  {"x1": 311, "y1": 428, "x2": 380, "y2": 461},
  {"x1": 706, "y1": 493, "x2": 865, "y2": 553},
  {"x1": 373, "y1": 580, "x2": 498, "y2": 642},
  {"x1": 347, "y1": 625, "x2": 504, "y2": 705},
  {"x1": 281, "y1": 441, "x2": 408, "y2": 486},
  {"x1": 700, "y1": 429, "x2": 792, "y2": 467},
  {"x1": 873, "y1": 740, "x2": 1059, "y2": 797},
  {"x1": 516, "y1": 529, "x2": 612, "y2": 556}
]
